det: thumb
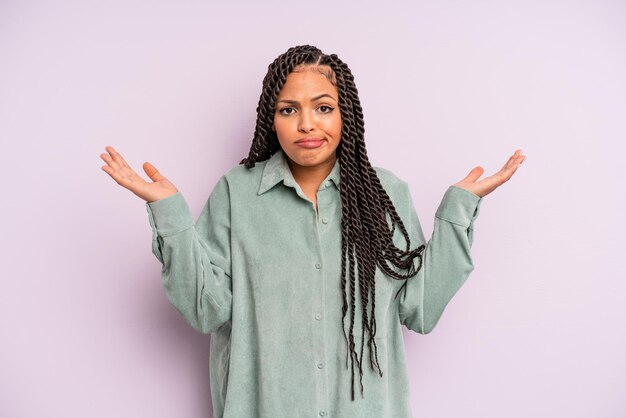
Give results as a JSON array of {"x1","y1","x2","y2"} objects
[
  {"x1": 463, "y1": 166, "x2": 484, "y2": 183},
  {"x1": 143, "y1": 162, "x2": 166, "y2": 183}
]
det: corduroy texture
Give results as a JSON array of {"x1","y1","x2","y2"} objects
[{"x1": 145, "y1": 148, "x2": 482, "y2": 418}]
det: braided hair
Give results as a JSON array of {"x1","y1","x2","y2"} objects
[{"x1": 240, "y1": 45, "x2": 426, "y2": 401}]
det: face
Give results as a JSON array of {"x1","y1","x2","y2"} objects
[{"x1": 272, "y1": 65, "x2": 342, "y2": 170}]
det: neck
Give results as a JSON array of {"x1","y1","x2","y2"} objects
[{"x1": 286, "y1": 154, "x2": 337, "y2": 192}]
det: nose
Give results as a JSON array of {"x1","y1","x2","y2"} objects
[{"x1": 298, "y1": 109, "x2": 314, "y2": 133}]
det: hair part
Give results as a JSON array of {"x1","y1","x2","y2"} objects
[{"x1": 240, "y1": 45, "x2": 425, "y2": 401}]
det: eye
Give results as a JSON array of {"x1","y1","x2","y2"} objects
[
  {"x1": 318, "y1": 105, "x2": 335, "y2": 113},
  {"x1": 278, "y1": 107, "x2": 295, "y2": 116}
]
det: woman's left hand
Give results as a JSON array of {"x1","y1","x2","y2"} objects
[{"x1": 453, "y1": 149, "x2": 527, "y2": 198}]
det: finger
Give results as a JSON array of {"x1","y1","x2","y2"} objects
[
  {"x1": 503, "y1": 149, "x2": 526, "y2": 168},
  {"x1": 101, "y1": 164, "x2": 128, "y2": 186},
  {"x1": 100, "y1": 152, "x2": 121, "y2": 171},
  {"x1": 498, "y1": 155, "x2": 525, "y2": 182},
  {"x1": 106, "y1": 146, "x2": 131, "y2": 169},
  {"x1": 101, "y1": 165, "x2": 113, "y2": 176},
  {"x1": 499, "y1": 150, "x2": 527, "y2": 178},
  {"x1": 463, "y1": 166, "x2": 484, "y2": 183},
  {"x1": 143, "y1": 162, "x2": 166, "y2": 182},
  {"x1": 507, "y1": 152, "x2": 526, "y2": 171},
  {"x1": 501, "y1": 149, "x2": 521, "y2": 171}
]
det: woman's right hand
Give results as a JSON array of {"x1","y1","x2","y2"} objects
[{"x1": 100, "y1": 145, "x2": 179, "y2": 203}]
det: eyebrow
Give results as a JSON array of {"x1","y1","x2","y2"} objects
[{"x1": 276, "y1": 93, "x2": 338, "y2": 104}]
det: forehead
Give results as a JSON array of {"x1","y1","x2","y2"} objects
[{"x1": 278, "y1": 65, "x2": 337, "y2": 98}]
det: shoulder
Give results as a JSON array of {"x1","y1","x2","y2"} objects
[
  {"x1": 372, "y1": 165, "x2": 414, "y2": 216},
  {"x1": 222, "y1": 160, "x2": 266, "y2": 182},
  {"x1": 209, "y1": 159, "x2": 268, "y2": 197},
  {"x1": 373, "y1": 165, "x2": 409, "y2": 194}
]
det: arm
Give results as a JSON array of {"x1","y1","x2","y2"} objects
[
  {"x1": 398, "y1": 184, "x2": 482, "y2": 334},
  {"x1": 145, "y1": 176, "x2": 233, "y2": 334}
]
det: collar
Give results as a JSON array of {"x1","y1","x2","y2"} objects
[{"x1": 257, "y1": 148, "x2": 341, "y2": 195}]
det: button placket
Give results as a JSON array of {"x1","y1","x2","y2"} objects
[{"x1": 313, "y1": 189, "x2": 330, "y2": 417}]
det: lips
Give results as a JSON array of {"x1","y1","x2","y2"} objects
[{"x1": 295, "y1": 137, "x2": 324, "y2": 148}]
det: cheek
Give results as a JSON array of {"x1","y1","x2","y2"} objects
[
  {"x1": 320, "y1": 115, "x2": 342, "y2": 133},
  {"x1": 332, "y1": 117, "x2": 343, "y2": 137},
  {"x1": 273, "y1": 118, "x2": 290, "y2": 137}
]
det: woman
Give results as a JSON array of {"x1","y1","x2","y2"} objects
[{"x1": 101, "y1": 45, "x2": 526, "y2": 417}]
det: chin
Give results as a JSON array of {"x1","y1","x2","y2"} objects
[{"x1": 287, "y1": 151, "x2": 332, "y2": 167}]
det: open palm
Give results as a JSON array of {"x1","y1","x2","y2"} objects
[
  {"x1": 100, "y1": 146, "x2": 178, "y2": 203},
  {"x1": 454, "y1": 149, "x2": 527, "y2": 198}
]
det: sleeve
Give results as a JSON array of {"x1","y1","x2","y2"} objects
[
  {"x1": 398, "y1": 184, "x2": 482, "y2": 334},
  {"x1": 144, "y1": 175, "x2": 233, "y2": 334}
]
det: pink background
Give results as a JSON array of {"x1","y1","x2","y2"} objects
[{"x1": 1, "y1": 0, "x2": 624, "y2": 417}]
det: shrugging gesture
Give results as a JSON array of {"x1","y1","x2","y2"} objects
[
  {"x1": 454, "y1": 149, "x2": 526, "y2": 198},
  {"x1": 100, "y1": 145, "x2": 178, "y2": 203}
]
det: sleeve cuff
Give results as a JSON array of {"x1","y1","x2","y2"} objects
[
  {"x1": 434, "y1": 185, "x2": 482, "y2": 228},
  {"x1": 145, "y1": 191, "x2": 194, "y2": 236}
]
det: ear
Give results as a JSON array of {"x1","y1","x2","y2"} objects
[{"x1": 271, "y1": 124, "x2": 275, "y2": 131}]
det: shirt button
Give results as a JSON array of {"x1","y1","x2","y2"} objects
[
  {"x1": 315, "y1": 262, "x2": 322, "y2": 269},
  {"x1": 319, "y1": 411, "x2": 326, "y2": 417},
  {"x1": 322, "y1": 217, "x2": 328, "y2": 224},
  {"x1": 315, "y1": 313, "x2": 322, "y2": 320},
  {"x1": 317, "y1": 362, "x2": 325, "y2": 369}
]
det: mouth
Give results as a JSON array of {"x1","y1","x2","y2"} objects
[{"x1": 295, "y1": 137, "x2": 324, "y2": 149}]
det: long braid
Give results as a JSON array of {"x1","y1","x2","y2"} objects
[{"x1": 240, "y1": 45, "x2": 426, "y2": 401}]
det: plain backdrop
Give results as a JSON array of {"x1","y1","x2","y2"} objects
[{"x1": 1, "y1": 0, "x2": 624, "y2": 417}]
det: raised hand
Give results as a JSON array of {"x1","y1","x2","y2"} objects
[
  {"x1": 100, "y1": 146, "x2": 179, "y2": 203},
  {"x1": 453, "y1": 149, "x2": 527, "y2": 198}
]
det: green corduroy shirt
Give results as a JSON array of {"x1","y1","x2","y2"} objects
[{"x1": 145, "y1": 148, "x2": 482, "y2": 418}]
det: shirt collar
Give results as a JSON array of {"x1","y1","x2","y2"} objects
[{"x1": 257, "y1": 148, "x2": 341, "y2": 195}]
